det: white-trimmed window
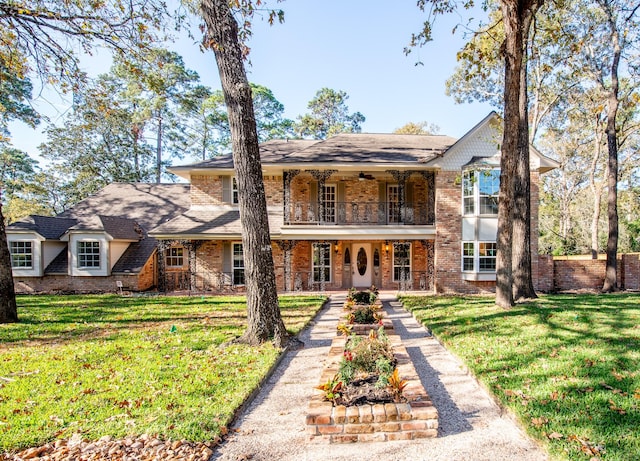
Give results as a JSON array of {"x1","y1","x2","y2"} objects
[
  {"x1": 232, "y1": 177, "x2": 239, "y2": 204},
  {"x1": 392, "y1": 242, "x2": 411, "y2": 282},
  {"x1": 463, "y1": 172, "x2": 475, "y2": 215},
  {"x1": 462, "y1": 242, "x2": 475, "y2": 271},
  {"x1": 388, "y1": 184, "x2": 400, "y2": 223},
  {"x1": 479, "y1": 242, "x2": 497, "y2": 271},
  {"x1": 165, "y1": 246, "x2": 184, "y2": 267},
  {"x1": 10, "y1": 241, "x2": 33, "y2": 268},
  {"x1": 463, "y1": 169, "x2": 499, "y2": 216},
  {"x1": 312, "y1": 243, "x2": 331, "y2": 283},
  {"x1": 232, "y1": 243, "x2": 245, "y2": 285},
  {"x1": 77, "y1": 241, "x2": 100, "y2": 268},
  {"x1": 462, "y1": 241, "x2": 497, "y2": 272},
  {"x1": 322, "y1": 184, "x2": 336, "y2": 223}
]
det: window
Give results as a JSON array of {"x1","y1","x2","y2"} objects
[
  {"x1": 232, "y1": 243, "x2": 245, "y2": 285},
  {"x1": 10, "y1": 241, "x2": 33, "y2": 268},
  {"x1": 165, "y1": 247, "x2": 184, "y2": 267},
  {"x1": 312, "y1": 243, "x2": 331, "y2": 283},
  {"x1": 77, "y1": 241, "x2": 100, "y2": 268},
  {"x1": 388, "y1": 184, "x2": 400, "y2": 223},
  {"x1": 462, "y1": 172, "x2": 474, "y2": 215},
  {"x1": 478, "y1": 170, "x2": 500, "y2": 215},
  {"x1": 322, "y1": 185, "x2": 336, "y2": 222},
  {"x1": 479, "y1": 242, "x2": 497, "y2": 271},
  {"x1": 462, "y1": 242, "x2": 475, "y2": 271},
  {"x1": 392, "y1": 242, "x2": 411, "y2": 282},
  {"x1": 462, "y1": 241, "x2": 497, "y2": 273},
  {"x1": 462, "y1": 169, "x2": 499, "y2": 216},
  {"x1": 232, "y1": 177, "x2": 239, "y2": 204}
]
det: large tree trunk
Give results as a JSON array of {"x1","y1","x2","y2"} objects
[
  {"x1": 0, "y1": 202, "x2": 19, "y2": 323},
  {"x1": 602, "y1": 5, "x2": 620, "y2": 293},
  {"x1": 512, "y1": 8, "x2": 539, "y2": 301},
  {"x1": 200, "y1": 0, "x2": 288, "y2": 347},
  {"x1": 497, "y1": 0, "x2": 543, "y2": 308},
  {"x1": 496, "y1": 1, "x2": 524, "y2": 308},
  {"x1": 602, "y1": 2, "x2": 622, "y2": 292}
]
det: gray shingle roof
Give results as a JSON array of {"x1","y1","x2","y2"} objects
[
  {"x1": 170, "y1": 134, "x2": 456, "y2": 172},
  {"x1": 44, "y1": 249, "x2": 68, "y2": 275},
  {"x1": 8, "y1": 216, "x2": 77, "y2": 239},
  {"x1": 112, "y1": 237, "x2": 159, "y2": 274},
  {"x1": 150, "y1": 208, "x2": 283, "y2": 238},
  {"x1": 281, "y1": 133, "x2": 456, "y2": 164},
  {"x1": 9, "y1": 183, "x2": 192, "y2": 275},
  {"x1": 58, "y1": 183, "x2": 191, "y2": 231}
]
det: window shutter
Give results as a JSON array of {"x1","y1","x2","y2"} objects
[
  {"x1": 222, "y1": 243, "x2": 232, "y2": 274},
  {"x1": 309, "y1": 181, "x2": 318, "y2": 204},
  {"x1": 378, "y1": 182, "x2": 386, "y2": 202},
  {"x1": 337, "y1": 182, "x2": 345, "y2": 203},
  {"x1": 309, "y1": 181, "x2": 318, "y2": 220},
  {"x1": 405, "y1": 181, "x2": 414, "y2": 205},
  {"x1": 222, "y1": 176, "x2": 231, "y2": 203}
]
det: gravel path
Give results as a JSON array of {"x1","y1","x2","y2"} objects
[{"x1": 212, "y1": 293, "x2": 547, "y2": 461}]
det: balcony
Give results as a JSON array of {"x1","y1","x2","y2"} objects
[{"x1": 284, "y1": 201, "x2": 435, "y2": 226}]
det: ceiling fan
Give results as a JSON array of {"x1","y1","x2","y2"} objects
[{"x1": 358, "y1": 172, "x2": 375, "y2": 181}]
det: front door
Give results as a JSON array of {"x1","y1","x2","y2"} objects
[{"x1": 351, "y1": 243, "x2": 372, "y2": 288}]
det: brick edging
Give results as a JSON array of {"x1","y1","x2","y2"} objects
[{"x1": 306, "y1": 334, "x2": 438, "y2": 443}]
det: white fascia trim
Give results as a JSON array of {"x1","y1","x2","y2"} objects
[{"x1": 279, "y1": 225, "x2": 436, "y2": 240}]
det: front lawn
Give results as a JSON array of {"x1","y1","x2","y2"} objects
[
  {"x1": 400, "y1": 293, "x2": 640, "y2": 461},
  {"x1": 0, "y1": 294, "x2": 326, "y2": 452}
]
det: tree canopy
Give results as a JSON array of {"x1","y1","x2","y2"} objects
[{"x1": 296, "y1": 88, "x2": 365, "y2": 139}]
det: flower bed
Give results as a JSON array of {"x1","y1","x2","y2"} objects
[
  {"x1": 306, "y1": 332, "x2": 438, "y2": 443},
  {"x1": 340, "y1": 288, "x2": 393, "y2": 335}
]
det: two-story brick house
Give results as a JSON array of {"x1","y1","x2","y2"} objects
[{"x1": 7, "y1": 112, "x2": 557, "y2": 294}]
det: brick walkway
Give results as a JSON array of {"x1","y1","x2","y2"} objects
[{"x1": 211, "y1": 293, "x2": 547, "y2": 461}]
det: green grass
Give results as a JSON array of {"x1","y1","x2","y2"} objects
[
  {"x1": 400, "y1": 293, "x2": 640, "y2": 461},
  {"x1": 0, "y1": 294, "x2": 326, "y2": 452}
]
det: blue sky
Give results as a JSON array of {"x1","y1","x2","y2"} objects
[{"x1": 9, "y1": 0, "x2": 495, "y2": 159}]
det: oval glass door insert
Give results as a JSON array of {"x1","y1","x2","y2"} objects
[{"x1": 357, "y1": 247, "x2": 367, "y2": 276}]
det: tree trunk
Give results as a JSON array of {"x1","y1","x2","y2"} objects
[
  {"x1": 602, "y1": 5, "x2": 620, "y2": 293},
  {"x1": 497, "y1": 0, "x2": 543, "y2": 308},
  {"x1": 0, "y1": 201, "x2": 19, "y2": 323},
  {"x1": 496, "y1": 1, "x2": 524, "y2": 308},
  {"x1": 200, "y1": 0, "x2": 288, "y2": 347},
  {"x1": 589, "y1": 126, "x2": 604, "y2": 259},
  {"x1": 156, "y1": 115, "x2": 162, "y2": 183},
  {"x1": 512, "y1": 7, "x2": 539, "y2": 302}
]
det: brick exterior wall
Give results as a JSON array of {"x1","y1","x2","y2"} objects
[
  {"x1": 14, "y1": 274, "x2": 143, "y2": 294},
  {"x1": 434, "y1": 171, "x2": 496, "y2": 294},
  {"x1": 622, "y1": 254, "x2": 640, "y2": 290},
  {"x1": 536, "y1": 255, "x2": 639, "y2": 293},
  {"x1": 190, "y1": 175, "x2": 224, "y2": 206}
]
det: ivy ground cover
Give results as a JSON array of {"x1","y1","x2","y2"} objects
[
  {"x1": 0, "y1": 294, "x2": 326, "y2": 452},
  {"x1": 400, "y1": 293, "x2": 640, "y2": 461}
]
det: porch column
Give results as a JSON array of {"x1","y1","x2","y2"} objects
[
  {"x1": 387, "y1": 170, "x2": 413, "y2": 223},
  {"x1": 276, "y1": 240, "x2": 298, "y2": 292},
  {"x1": 319, "y1": 241, "x2": 328, "y2": 292},
  {"x1": 283, "y1": 170, "x2": 301, "y2": 223},
  {"x1": 419, "y1": 171, "x2": 436, "y2": 225},
  {"x1": 420, "y1": 239, "x2": 435, "y2": 291},
  {"x1": 156, "y1": 240, "x2": 170, "y2": 292},
  {"x1": 182, "y1": 240, "x2": 204, "y2": 292},
  {"x1": 307, "y1": 170, "x2": 336, "y2": 223}
]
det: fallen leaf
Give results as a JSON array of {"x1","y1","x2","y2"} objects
[
  {"x1": 531, "y1": 417, "x2": 548, "y2": 428},
  {"x1": 547, "y1": 432, "x2": 564, "y2": 440}
]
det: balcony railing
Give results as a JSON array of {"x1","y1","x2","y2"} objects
[{"x1": 285, "y1": 201, "x2": 434, "y2": 225}]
